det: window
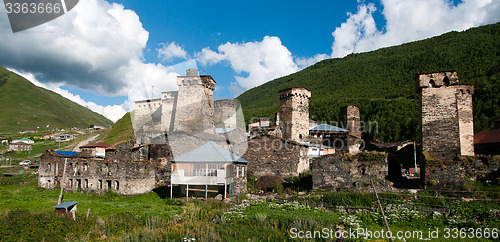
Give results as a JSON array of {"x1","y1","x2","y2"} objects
[
  {"x1": 207, "y1": 164, "x2": 223, "y2": 176},
  {"x1": 115, "y1": 180, "x2": 120, "y2": 190},
  {"x1": 69, "y1": 179, "x2": 73, "y2": 187},
  {"x1": 98, "y1": 179, "x2": 102, "y2": 189},
  {"x1": 84, "y1": 163, "x2": 88, "y2": 172},
  {"x1": 84, "y1": 179, "x2": 88, "y2": 188},
  {"x1": 241, "y1": 167, "x2": 245, "y2": 177},
  {"x1": 236, "y1": 166, "x2": 240, "y2": 178},
  {"x1": 194, "y1": 164, "x2": 206, "y2": 176}
]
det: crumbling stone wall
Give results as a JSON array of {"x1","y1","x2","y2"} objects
[
  {"x1": 417, "y1": 71, "x2": 474, "y2": 160},
  {"x1": 39, "y1": 151, "x2": 159, "y2": 195},
  {"x1": 243, "y1": 134, "x2": 309, "y2": 177},
  {"x1": 278, "y1": 87, "x2": 311, "y2": 142},
  {"x1": 425, "y1": 156, "x2": 499, "y2": 191},
  {"x1": 312, "y1": 152, "x2": 393, "y2": 191}
]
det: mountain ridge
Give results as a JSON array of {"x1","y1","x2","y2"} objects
[{"x1": 0, "y1": 66, "x2": 113, "y2": 133}]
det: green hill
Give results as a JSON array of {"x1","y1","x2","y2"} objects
[
  {"x1": 0, "y1": 66, "x2": 113, "y2": 133},
  {"x1": 98, "y1": 112, "x2": 134, "y2": 146},
  {"x1": 237, "y1": 23, "x2": 500, "y2": 142}
]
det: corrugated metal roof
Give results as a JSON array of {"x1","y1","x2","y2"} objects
[
  {"x1": 55, "y1": 151, "x2": 77, "y2": 156},
  {"x1": 54, "y1": 201, "x2": 78, "y2": 209},
  {"x1": 170, "y1": 141, "x2": 249, "y2": 163},
  {"x1": 310, "y1": 124, "x2": 350, "y2": 133}
]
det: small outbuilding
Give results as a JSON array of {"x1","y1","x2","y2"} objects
[
  {"x1": 79, "y1": 142, "x2": 111, "y2": 158},
  {"x1": 54, "y1": 201, "x2": 78, "y2": 219},
  {"x1": 169, "y1": 141, "x2": 248, "y2": 199}
]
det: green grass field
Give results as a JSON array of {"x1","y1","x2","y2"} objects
[{"x1": 0, "y1": 167, "x2": 498, "y2": 241}]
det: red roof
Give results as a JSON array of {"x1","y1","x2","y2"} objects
[
  {"x1": 474, "y1": 129, "x2": 500, "y2": 144},
  {"x1": 79, "y1": 142, "x2": 111, "y2": 149}
]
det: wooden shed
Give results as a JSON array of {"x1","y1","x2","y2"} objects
[{"x1": 54, "y1": 201, "x2": 78, "y2": 219}]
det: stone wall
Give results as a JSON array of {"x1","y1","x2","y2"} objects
[
  {"x1": 417, "y1": 71, "x2": 474, "y2": 160},
  {"x1": 278, "y1": 87, "x2": 311, "y2": 142},
  {"x1": 243, "y1": 134, "x2": 309, "y2": 177},
  {"x1": 312, "y1": 152, "x2": 392, "y2": 191},
  {"x1": 234, "y1": 163, "x2": 248, "y2": 195},
  {"x1": 424, "y1": 156, "x2": 500, "y2": 191},
  {"x1": 38, "y1": 151, "x2": 159, "y2": 195}
]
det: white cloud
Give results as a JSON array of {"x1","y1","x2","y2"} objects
[
  {"x1": 9, "y1": 68, "x2": 128, "y2": 122},
  {"x1": 0, "y1": 0, "x2": 176, "y2": 96},
  {"x1": 332, "y1": 0, "x2": 500, "y2": 58},
  {"x1": 295, "y1": 54, "x2": 330, "y2": 70},
  {"x1": 157, "y1": 42, "x2": 188, "y2": 62},
  {"x1": 197, "y1": 47, "x2": 225, "y2": 65},
  {"x1": 197, "y1": 36, "x2": 299, "y2": 91}
]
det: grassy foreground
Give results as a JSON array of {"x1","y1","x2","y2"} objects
[{"x1": 0, "y1": 167, "x2": 498, "y2": 241}]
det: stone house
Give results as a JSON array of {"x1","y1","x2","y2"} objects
[
  {"x1": 39, "y1": 149, "x2": 159, "y2": 195},
  {"x1": 243, "y1": 134, "x2": 309, "y2": 177}
]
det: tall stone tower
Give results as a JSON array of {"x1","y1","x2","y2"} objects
[
  {"x1": 340, "y1": 105, "x2": 361, "y2": 139},
  {"x1": 214, "y1": 99, "x2": 238, "y2": 129},
  {"x1": 173, "y1": 68, "x2": 216, "y2": 133},
  {"x1": 278, "y1": 87, "x2": 311, "y2": 142},
  {"x1": 417, "y1": 71, "x2": 474, "y2": 160}
]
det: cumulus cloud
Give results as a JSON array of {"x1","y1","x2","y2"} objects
[
  {"x1": 197, "y1": 36, "x2": 299, "y2": 92},
  {"x1": 332, "y1": 0, "x2": 500, "y2": 58},
  {"x1": 157, "y1": 42, "x2": 188, "y2": 62},
  {"x1": 0, "y1": 0, "x2": 176, "y2": 96},
  {"x1": 295, "y1": 54, "x2": 330, "y2": 70},
  {"x1": 10, "y1": 68, "x2": 128, "y2": 122}
]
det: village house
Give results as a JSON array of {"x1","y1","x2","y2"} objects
[
  {"x1": 474, "y1": 119, "x2": 500, "y2": 156},
  {"x1": 12, "y1": 138, "x2": 34, "y2": 144},
  {"x1": 54, "y1": 134, "x2": 75, "y2": 142},
  {"x1": 169, "y1": 141, "x2": 248, "y2": 199},
  {"x1": 9, "y1": 142, "x2": 32, "y2": 152},
  {"x1": 79, "y1": 142, "x2": 111, "y2": 158}
]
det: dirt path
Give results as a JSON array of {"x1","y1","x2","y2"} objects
[{"x1": 72, "y1": 134, "x2": 99, "y2": 152}]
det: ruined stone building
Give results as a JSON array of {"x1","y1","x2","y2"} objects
[{"x1": 417, "y1": 71, "x2": 474, "y2": 160}]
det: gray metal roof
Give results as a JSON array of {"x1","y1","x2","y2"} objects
[
  {"x1": 54, "y1": 201, "x2": 78, "y2": 209},
  {"x1": 169, "y1": 141, "x2": 249, "y2": 164},
  {"x1": 310, "y1": 124, "x2": 350, "y2": 133}
]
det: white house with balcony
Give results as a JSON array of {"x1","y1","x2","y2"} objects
[{"x1": 169, "y1": 141, "x2": 249, "y2": 199}]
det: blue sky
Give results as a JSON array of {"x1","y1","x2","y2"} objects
[{"x1": 0, "y1": 0, "x2": 498, "y2": 121}]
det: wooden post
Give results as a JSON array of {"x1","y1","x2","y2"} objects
[
  {"x1": 186, "y1": 184, "x2": 189, "y2": 199},
  {"x1": 58, "y1": 158, "x2": 67, "y2": 204},
  {"x1": 86, "y1": 207, "x2": 91, "y2": 218},
  {"x1": 205, "y1": 185, "x2": 208, "y2": 199},
  {"x1": 371, "y1": 179, "x2": 392, "y2": 241},
  {"x1": 224, "y1": 183, "x2": 227, "y2": 200}
]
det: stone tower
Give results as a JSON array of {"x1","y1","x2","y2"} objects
[
  {"x1": 173, "y1": 68, "x2": 216, "y2": 133},
  {"x1": 340, "y1": 105, "x2": 361, "y2": 139},
  {"x1": 278, "y1": 87, "x2": 311, "y2": 142},
  {"x1": 214, "y1": 99, "x2": 238, "y2": 129},
  {"x1": 417, "y1": 71, "x2": 474, "y2": 160}
]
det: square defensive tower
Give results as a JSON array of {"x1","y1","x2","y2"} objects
[
  {"x1": 417, "y1": 71, "x2": 474, "y2": 160},
  {"x1": 278, "y1": 87, "x2": 311, "y2": 142}
]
